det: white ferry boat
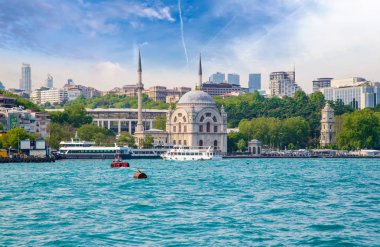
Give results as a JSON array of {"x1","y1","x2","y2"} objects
[
  {"x1": 58, "y1": 136, "x2": 132, "y2": 159},
  {"x1": 161, "y1": 146, "x2": 222, "y2": 161},
  {"x1": 58, "y1": 135, "x2": 170, "y2": 159}
]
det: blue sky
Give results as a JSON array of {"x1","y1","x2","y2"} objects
[{"x1": 1, "y1": 0, "x2": 380, "y2": 92}]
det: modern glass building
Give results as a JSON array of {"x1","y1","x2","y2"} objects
[
  {"x1": 227, "y1": 73, "x2": 240, "y2": 85},
  {"x1": 320, "y1": 81, "x2": 380, "y2": 109},
  {"x1": 209, "y1": 72, "x2": 225, "y2": 83},
  {"x1": 248, "y1": 73, "x2": 261, "y2": 92},
  {"x1": 312, "y1": 78, "x2": 333, "y2": 92},
  {"x1": 20, "y1": 63, "x2": 31, "y2": 93}
]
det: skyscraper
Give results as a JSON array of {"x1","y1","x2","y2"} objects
[
  {"x1": 227, "y1": 73, "x2": 240, "y2": 85},
  {"x1": 269, "y1": 71, "x2": 302, "y2": 97},
  {"x1": 20, "y1": 63, "x2": 31, "y2": 93},
  {"x1": 248, "y1": 73, "x2": 261, "y2": 92},
  {"x1": 46, "y1": 74, "x2": 53, "y2": 88},
  {"x1": 209, "y1": 72, "x2": 225, "y2": 83}
]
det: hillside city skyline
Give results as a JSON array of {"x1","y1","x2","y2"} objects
[{"x1": 1, "y1": 0, "x2": 380, "y2": 92}]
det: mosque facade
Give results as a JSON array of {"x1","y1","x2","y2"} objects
[
  {"x1": 165, "y1": 55, "x2": 228, "y2": 153},
  {"x1": 134, "y1": 52, "x2": 227, "y2": 153}
]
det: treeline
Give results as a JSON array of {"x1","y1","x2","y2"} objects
[
  {"x1": 0, "y1": 90, "x2": 41, "y2": 112},
  {"x1": 45, "y1": 94, "x2": 168, "y2": 109}
]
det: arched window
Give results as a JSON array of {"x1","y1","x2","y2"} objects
[
  {"x1": 212, "y1": 116, "x2": 217, "y2": 122},
  {"x1": 214, "y1": 140, "x2": 218, "y2": 148},
  {"x1": 184, "y1": 125, "x2": 187, "y2": 132},
  {"x1": 179, "y1": 122, "x2": 182, "y2": 132},
  {"x1": 199, "y1": 125, "x2": 203, "y2": 132},
  {"x1": 173, "y1": 140, "x2": 176, "y2": 145},
  {"x1": 206, "y1": 122, "x2": 210, "y2": 132},
  {"x1": 173, "y1": 126, "x2": 176, "y2": 132},
  {"x1": 174, "y1": 116, "x2": 177, "y2": 122},
  {"x1": 214, "y1": 125, "x2": 218, "y2": 132},
  {"x1": 178, "y1": 140, "x2": 182, "y2": 145},
  {"x1": 199, "y1": 140, "x2": 203, "y2": 146},
  {"x1": 200, "y1": 116, "x2": 204, "y2": 122},
  {"x1": 183, "y1": 116, "x2": 187, "y2": 122},
  {"x1": 184, "y1": 140, "x2": 187, "y2": 145}
]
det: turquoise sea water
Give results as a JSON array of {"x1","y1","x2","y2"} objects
[{"x1": 0, "y1": 158, "x2": 379, "y2": 246}]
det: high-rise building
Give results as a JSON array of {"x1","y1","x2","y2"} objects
[
  {"x1": 227, "y1": 73, "x2": 240, "y2": 85},
  {"x1": 248, "y1": 73, "x2": 261, "y2": 92},
  {"x1": 209, "y1": 72, "x2": 225, "y2": 83},
  {"x1": 312, "y1": 78, "x2": 333, "y2": 92},
  {"x1": 46, "y1": 74, "x2": 53, "y2": 88},
  {"x1": 20, "y1": 63, "x2": 31, "y2": 93},
  {"x1": 269, "y1": 71, "x2": 301, "y2": 97}
]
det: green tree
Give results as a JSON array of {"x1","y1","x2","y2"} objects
[
  {"x1": 237, "y1": 139, "x2": 246, "y2": 152},
  {"x1": 64, "y1": 104, "x2": 93, "y2": 128},
  {"x1": 141, "y1": 134, "x2": 154, "y2": 148},
  {"x1": 227, "y1": 131, "x2": 245, "y2": 153},
  {"x1": 0, "y1": 127, "x2": 36, "y2": 149},
  {"x1": 336, "y1": 109, "x2": 380, "y2": 150},
  {"x1": 118, "y1": 131, "x2": 136, "y2": 147},
  {"x1": 153, "y1": 115, "x2": 166, "y2": 130},
  {"x1": 77, "y1": 124, "x2": 114, "y2": 141},
  {"x1": 46, "y1": 123, "x2": 75, "y2": 149}
]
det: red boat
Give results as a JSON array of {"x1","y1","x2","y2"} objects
[{"x1": 111, "y1": 156, "x2": 130, "y2": 168}]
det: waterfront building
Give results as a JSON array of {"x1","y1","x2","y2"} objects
[
  {"x1": 312, "y1": 78, "x2": 333, "y2": 92},
  {"x1": 320, "y1": 78, "x2": 380, "y2": 109},
  {"x1": 248, "y1": 139, "x2": 262, "y2": 156},
  {"x1": 200, "y1": 82, "x2": 248, "y2": 96},
  {"x1": 227, "y1": 73, "x2": 240, "y2": 85},
  {"x1": 166, "y1": 55, "x2": 228, "y2": 153},
  {"x1": 89, "y1": 108, "x2": 166, "y2": 135},
  {"x1": 46, "y1": 74, "x2": 53, "y2": 88},
  {"x1": 20, "y1": 63, "x2": 32, "y2": 93},
  {"x1": 209, "y1": 72, "x2": 225, "y2": 83},
  {"x1": 320, "y1": 103, "x2": 335, "y2": 147},
  {"x1": 0, "y1": 107, "x2": 50, "y2": 137},
  {"x1": 248, "y1": 73, "x2": 261, "y2": 92},
  {"x1": 269, "y1": 71, "x2": 302, "y2": 97}
]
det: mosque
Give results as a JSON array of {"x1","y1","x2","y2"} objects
[{"x1": 134, "y1": 52, "x2": 228, "y2": 153}]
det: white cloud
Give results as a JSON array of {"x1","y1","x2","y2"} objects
[{"x1": 211, "y1": 0, "x2": 380, "y2": 92}]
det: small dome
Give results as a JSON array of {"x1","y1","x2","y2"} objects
[{"x1": 177, "y1": 90, "x2": 216, "y2": 106}]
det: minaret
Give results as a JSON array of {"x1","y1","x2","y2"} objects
[
  {"x1": 320, "y1": 102, "x2": 335, "y2": 147},
  {"x1": 197, "y1": 54, "x2": 202, "y2": 90},
  {"x1": 136, "y1": 49, "x2": 144, "y2": 133}
]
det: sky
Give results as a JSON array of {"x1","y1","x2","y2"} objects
[{"x1": 0, "y1": 0, "x2": 380, "y2": 92}]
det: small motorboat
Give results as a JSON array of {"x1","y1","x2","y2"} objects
[{"x1": 111, "y1": 156, "x2": 130, "y2": 168}]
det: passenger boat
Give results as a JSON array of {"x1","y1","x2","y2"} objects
[
  {"x1": 58, "y1": 135, "x2": 131, "y2": 159},
  {"x1": 161, "y1": 146, "x2": 222, "y2": 161}
]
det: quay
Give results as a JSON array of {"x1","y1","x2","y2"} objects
[{"x1": 0, "y1": 156, "x2": 56, "y2": 163}]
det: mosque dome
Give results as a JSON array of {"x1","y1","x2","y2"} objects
[{"x1": 177, "y1": 90, "x2": 216, "y2": 106}]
